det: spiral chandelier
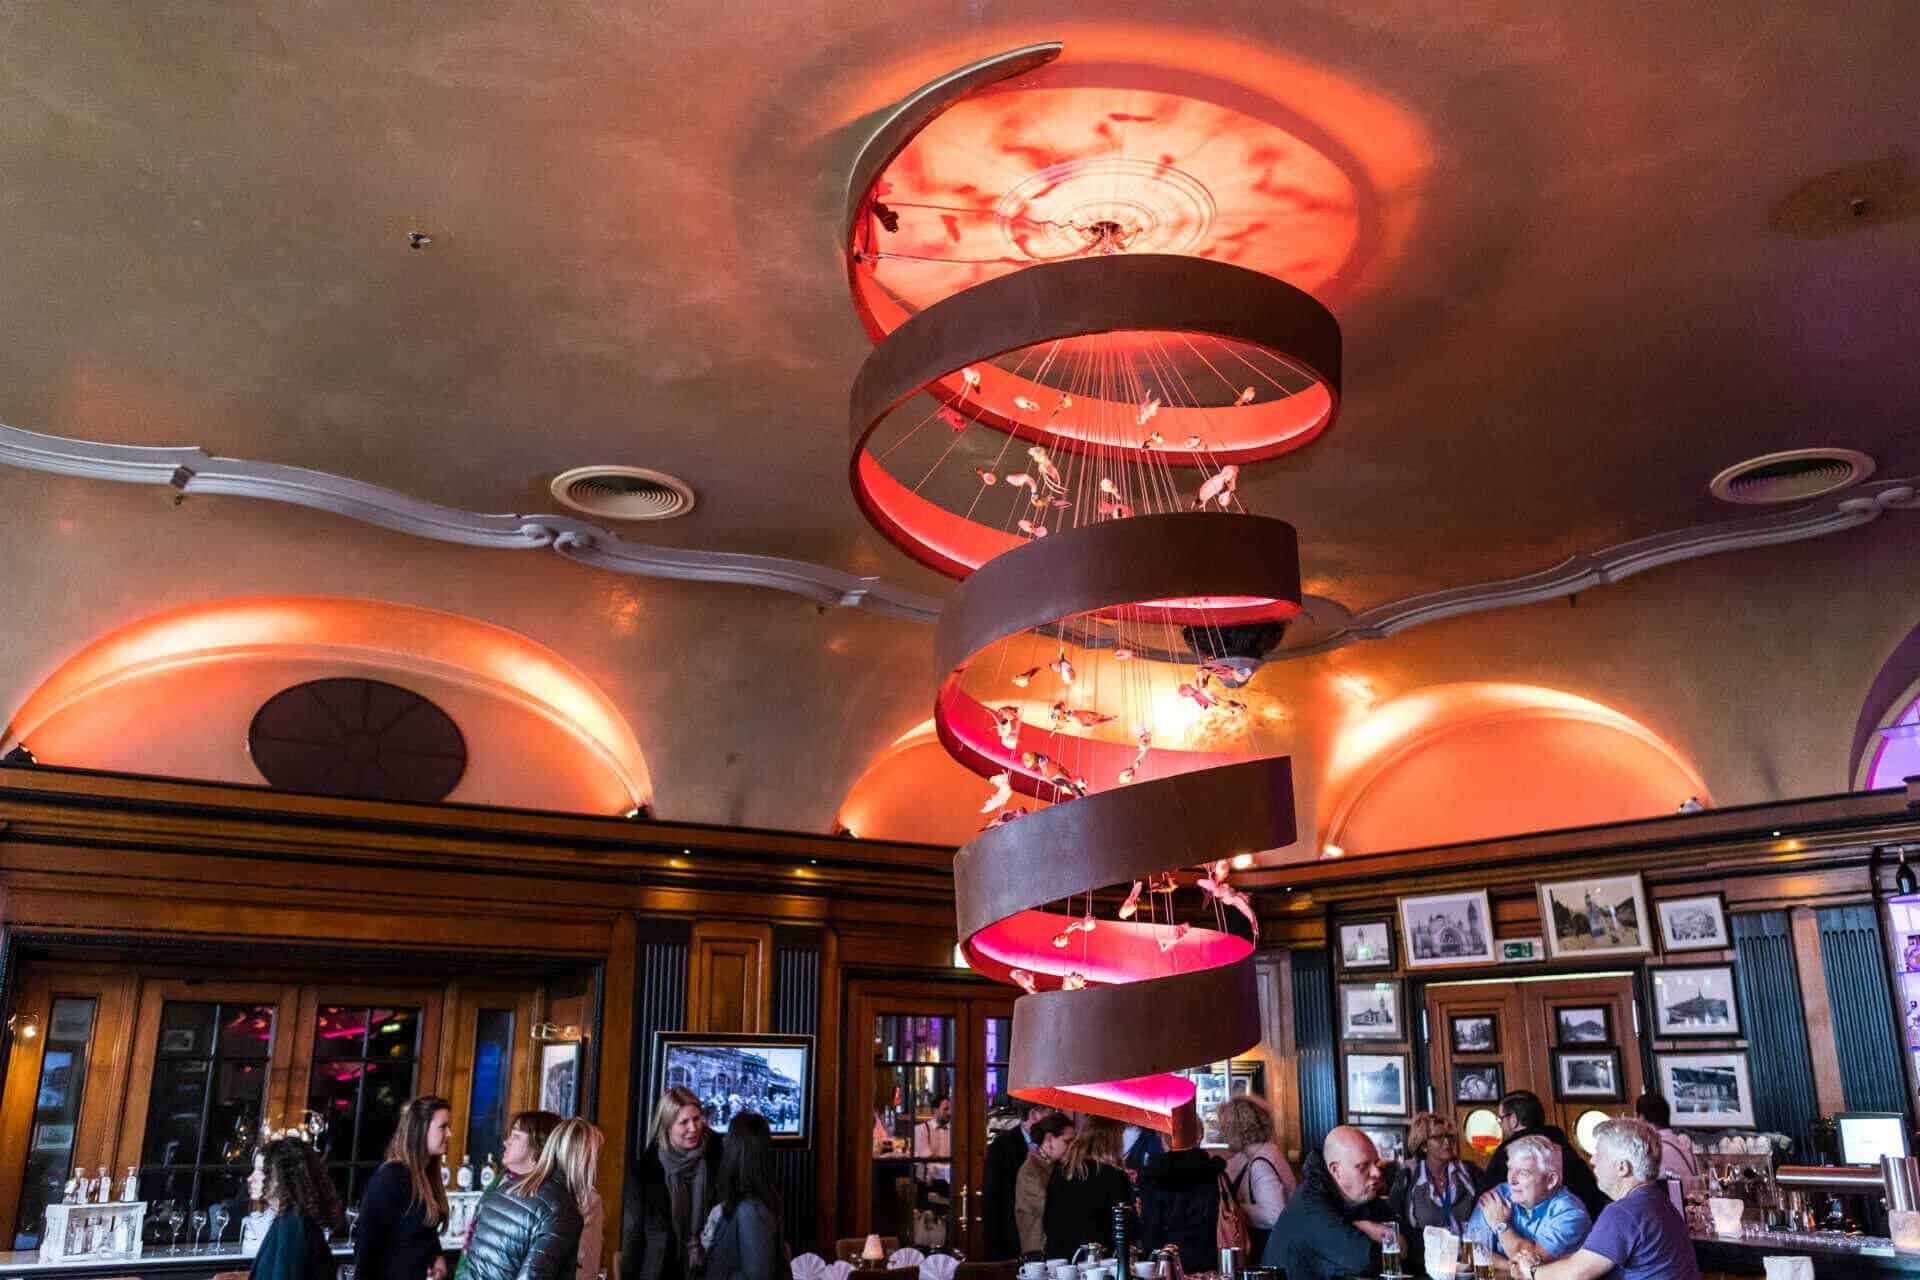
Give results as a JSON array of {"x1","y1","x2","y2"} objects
[{"x1": 843, "y1": 42, "x2": 1344, "y2": 1133}]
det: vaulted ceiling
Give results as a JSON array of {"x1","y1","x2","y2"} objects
[{"x1": 2, "y1": 2, "x2": 1917, "y2": 855}]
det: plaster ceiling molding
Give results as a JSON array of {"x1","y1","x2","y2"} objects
[
  {"x1": 1320, "y1": 682, "x2": 1712, "y2": 857},
  {"x1": 0, "y1": 422, "x2": 944, "y2": 624},
  {"x1": 2, "y1": 420, "x2": 1914, "y2": 643},
  {"x1": 1, "y1": 596, "x2": 651, "y2": 815}
]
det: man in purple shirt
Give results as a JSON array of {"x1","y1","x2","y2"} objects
[{"x1": 1522, "y1": 1118, "x2": 1699, "y2": 1280}]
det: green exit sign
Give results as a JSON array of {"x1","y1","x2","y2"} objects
[{"x1": 1501, "y1": 938, "x2": 1544, "y2": 962}]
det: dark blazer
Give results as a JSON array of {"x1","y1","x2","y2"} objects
[
  {"x1": 1042, "y1": 1164, "x2": 1134, "y2": 1260},
  {"x1": 704, "y1": 1199, "x2": 783, "y2": 1280},
  {"x1": 982, "y1": 1125, "x2": 1032, "y2": 1259},
  {"x1": 354, "y1": 1162, "x2": 445, "y2": 1280},
  {"x1": 1259, "y1": 1156, "x2": 1390, "y2": 1280},
  {"x1": 620, "y1": 1138, "x2": 723, "y2": 1280},
  {"x1": 1137, "y1": 1148, "x2": 1223, "y2": 1266},
  {"x1": 249, "y1": 1213, "x2": 337, "y2": 1280},
  {"x1": 464, "y1": 1178, "x2": 585, "y2": 1280}
]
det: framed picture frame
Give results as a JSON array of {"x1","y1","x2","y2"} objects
[
  {"x1": 1356, "y1": 1124, "x2": 1407, "y2": 1161},
  {"x1": 1448, "y1": 1014, "x2": 1499, "y2": 1055},
  {"x1": 1339, "y1": 980, "x2": 1406, "y2": 1042},
  {"x1": 1337, "y1": 918, "x2": 1397, "y2": 971},
  {"x1": 1345, "y1": 1051, "x2": 1410, "y2": 1116},
  {"x1": 1551, "y1": 1047, "x2": 1625, "y2": 1101},
  {"x1": 540, "y1": 1041, "x2": 580, "y2": 1117},
  {"x1": 1399, "y1": 890, "x2": 1497, "y2": 969},
  {"x1": 1657, "y1": 893, "x2": 1732, "y2": 952},
  {"x1": 1554, "y1": 1005, "x2": 1613, "y2": 1046},
  {"x1": 1452, "y1": 1063, "x2": 1505, "y2": 1104},
  {"x1": 1538, "y1": 873, "x2": 1651, "y2": 959},
  {"x1": 1657, "y1": 1051, "x2": 1756, "y2": 1128},
  {"x1": 1648, "y1": 963, "x2": 1743, "y2": 1039},
  {"x1": 650, "y1": 1030, "x2": 817, "y2": 1146}
]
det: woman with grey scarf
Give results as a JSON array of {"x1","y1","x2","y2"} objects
[{"x1": 622, "y1": 1088, "x2": 723, "y2": 1280}]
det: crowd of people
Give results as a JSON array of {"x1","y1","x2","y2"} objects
[{"x1": 979, "y1": 1090, "x2": 1700, "y2": 1280}]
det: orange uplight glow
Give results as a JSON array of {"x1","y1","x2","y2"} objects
[
  {"x1": 1320, "y1": 683, "x2": 1710, "y2": 856},
  {"x1": 3, "y1": 596, "x2": 653, "y2": 814}
]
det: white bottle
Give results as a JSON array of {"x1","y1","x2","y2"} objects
[
  {"x1": 439, "y1": 1159, "x2": 451, "y2": 1189},
  {"x1": 119, "y1": 1167, "x2": 138, "y2": 1203},
  {"x1": 456, "y1": 1156, "x2": 474, "y2": 1191},
  {"x1": 95, "y1": 1168, "x2": 110, "y2": 1205},
  {"x1": 62, "y1": 1173, "x2": 80, "y2": 1205},
  {"x1": 480, "y1": 1156, "x2": 497, "y2": 1189}
]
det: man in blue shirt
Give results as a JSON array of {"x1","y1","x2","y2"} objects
[
  {"x1": 1523, "y1": 1118, "x2": 1699, "y2": 1280},
  {"x1": 1467, "y1": 1135, "x2": 1593, "y2": 1275}
]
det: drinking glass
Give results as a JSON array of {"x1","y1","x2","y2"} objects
[
  {"x1": 209, "y1": 1203, "x2": 231, "y2": 1247},
  {"x1": 191, "y1": 1210, "x2": 209, "y2": 1250},
  {"x1": 150, "y1": 1200, "x2": 175, "y2": 1247},
  {"x1": 166, "y1": 1207, "x2": 187, "y2": 1252},
  {"x1": 346, "y1": 1206, "x2": 360, "y2": 1244},
  {"x1": 1380, "y1": 1224, "x2": 1402, "y2": 1279}
]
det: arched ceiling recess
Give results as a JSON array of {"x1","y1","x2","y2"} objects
[
  {"x1": 1322, "y1": 682, "x2": 1709, "y2": 857},
  {"x1": 1852, "y1": 618, "x2": 1920, "y2": 791},
  {"x1": 836, "y1": 718, "x2": 1054, "y2": 847},
  {"x1": 3, "y1": 596, "x2": 651, "y2": 815}
]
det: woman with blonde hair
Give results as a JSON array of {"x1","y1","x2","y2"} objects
[
  {"x1": 1388, "y1": 1111, "x2": 1477, "y2": 1273},
  {"x1": 620, "y1": 1088, "x2": 722, "y2": 1280},
  {"x1": 1042, "y1": 1116, "x2": 1134, "y2": 1258},
  {"x1": 1217, "y1": 1095, "x2": 1298, "y2": 1258},
  {"x1": 355, "y1": 1095, "x2": 453, "y2": 1280},
  {"x1": 464, "y1": 1118, "x2": 601, "y2": 1280}
]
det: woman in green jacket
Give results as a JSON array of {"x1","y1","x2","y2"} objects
[{"x1": 248, "y1": 1138, "x2": 345, "y2": 1280}]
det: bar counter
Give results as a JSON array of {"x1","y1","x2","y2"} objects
[
  {"x1": 1693, "y1": 1231, "x2": 1920, "y2": 1278},
  {"x1": 0, "y1": 1239, "x2": 465, "y2": 1280}
]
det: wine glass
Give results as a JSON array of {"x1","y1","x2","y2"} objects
[
  {"x1": 165, "y1": 1206, "x2": 186, "y2": 1252},
  {"x1": 191, "y1": 1210, "x2": 209, "y2": 1250},
  {"x1": 149, "y1": 1200, "x2": 175, "y2": 1248},
  {"x1": 209, "y1": 1203, "x2": 230, "y2": 1248},
  {"x1": 345, "y1": 1206, "x2": 361, "y2": 1244}
]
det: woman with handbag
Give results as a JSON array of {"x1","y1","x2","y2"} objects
[{"x1": 1216, "y1": 1097, "x2": 1297, "y2": 1260}]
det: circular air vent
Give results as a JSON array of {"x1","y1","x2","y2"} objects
[
  {"x1": 1709, "y1": 448, "x2": 1875, "y2": 505},
  {"x1": 248, "y1": 678, "x2": 466, "y2": 802},
  {"x1": 550, "y1": 466, "x2": 695, "y2": 520}
]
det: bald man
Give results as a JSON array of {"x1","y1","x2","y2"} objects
[{"x1": 1261, "y1": 1126, "x2": 1394, "y2": 1280}]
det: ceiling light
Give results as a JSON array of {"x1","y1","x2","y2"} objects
[
  {"x1": 1231, "y1": 853, "x2": 1253, "y2": 870},
  {"x1": 1322, "y1": 844, "x2": 1345, "y2": 859}
]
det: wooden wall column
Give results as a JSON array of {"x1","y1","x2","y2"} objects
[{"x1": 1790, "y1": 905, "x2": 1848, "y2": 1115}]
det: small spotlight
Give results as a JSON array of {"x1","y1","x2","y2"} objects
[
  {"x1": 1771, "y1": 831, "x2": 1782, "y2": 838},
  {"x1": 7, "y1": 1013, "x2": 40, "y2": 1041},
  {"x1": 2, "y1": 743, "x2": 35, "y2": 765},
  {"x1": 1230, "y1": 853, "x2": 1253, "y2": 870},
  {"x1": 1322, "y1": 844, "x2": 1345, "y2": 859}
]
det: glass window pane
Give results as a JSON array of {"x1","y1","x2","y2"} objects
[
  {"x1": 873, "y1": 1014, "x2": 952, "y2": 1064},
  {"x1": 466, "y1": 1009, "x2": 514, "y2": 1167},
  {"x1": 367, "y1": 1008, "x2": 420, "y2": 1062},
  {"x1": 309, "y1": 1060, "x2": 362, "y2": 1161},
  {"x1": 143, "y1": 1058, "x2": 210, "y2": 1166},
  {"x1": 202, "y1": 1059, "x2": 268, "y2": 1163},
  {"x1": 217, "y1": 1004, "x2": 276, "y2": 1060},
  {"x1": 159, "y1": 1002, "x2": 217, "y2": 1057},
  {"x1": 12, "y1": 997, "x2": 98, "y2": 1250},
  {"x1": 984, "y1": 1017, "x2": 1010, "y2": 1065},
  {"x1": 315, "y1": 1006, "x2": 369, "y2": 1060},
  {"x1": 355, "y1": 1062, "x2": 415, "y2": 1162}
]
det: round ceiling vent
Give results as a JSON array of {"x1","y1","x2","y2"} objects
[
  {"x1": 1708, "y1": 448, "x2": 1875, "y2": 505},
  {"x1": 550, "y1": 466, "x2": 695, "y2": 521}
]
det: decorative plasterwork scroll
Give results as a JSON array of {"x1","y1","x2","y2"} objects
[{"x1": 2, "y1": 421, "x2": 1914, "y2": 644}]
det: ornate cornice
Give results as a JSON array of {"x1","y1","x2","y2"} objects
[{"x1": 3, "y1": 421, "x2": 1913, "y2": 643}]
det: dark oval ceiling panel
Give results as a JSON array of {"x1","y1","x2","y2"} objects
[{"x1": 248, "y1": 677, "x2": 467, "y2": 803}]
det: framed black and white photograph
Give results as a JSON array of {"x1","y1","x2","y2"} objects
[
  {"x1": 1338, "y1": 918, "x2": 1396, "y2": 971},
  {"x1": 1340, "y1": 980, "x2": 1405, "y2": 1041},
  {"x1": 1345, "y1": 1052, "x2": 1410, "y2": 1116},
  {"x1": 1399, "y1": 890, "x2": 1497, "y2": 969},
  {"x1": 1453, "y1": 1063, "x2": 1505, "y2": 1104},
  {"x1": 1538, "y1": 873, "x2": 1651, "y2": 959},
  {"x1": 651, "y1": 1030, "x2": 816, "y2": 1146},
  {"x1": 1649, "y1": 963, "x2": 1742, "y2": 1038},
  {"x1": 1657, "y1": 894, "x2": 1731, "y2": 952},
  {"x1": 540, "y1": 1041, "x2": 579, "y2": 1116},
  {"x1": 1449, "y1": 1014, "x2": 1499, "y2": 1055},
  {"x1": 1555, "y1": 1006, "x2": 1612, "y2": 1045},
  {"x1": 1657, "y1": 1052, "x2": 1755, "y2": 1128},
  {"x1": 1357, "y1": 1124, "x2": 1407, "y2": 1160},
  {"x1": 1552, "y1": 1047, "x2": 1624, "y2": 1101}
]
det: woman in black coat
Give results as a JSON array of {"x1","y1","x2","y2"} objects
[
  {"x1": 464, "y1": 1119, "x2": 597, "y2": 1280},
  {"x1": 356, "y1": 1096, "x2": 452, "y2": 1280},
  {"x1": 1043, "y1": 1118, "x2": 1135, "y2": 1259},
  {"x1": 1137, "y1": 1145, "x2": 1224, "y2": 1267},
  {"x1": 701, "y1": 1113, "x2": 784, "y2": 1280},
  {"x1": 249, "y1": 1138, "x2": 345, "y2": 1280},
  {"x1": 621, "y1": 1088, "x2": 723, "y2": 1280}
]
